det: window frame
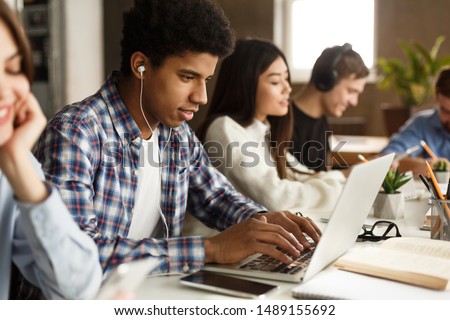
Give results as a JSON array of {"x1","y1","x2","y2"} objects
[{"x1": 273, "y1": 0, "x2": 378, "y2": 83}]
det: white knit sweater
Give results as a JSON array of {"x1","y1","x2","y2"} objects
[{"x1": 204, "y1": 116, "x2": 346, "y2": 214}]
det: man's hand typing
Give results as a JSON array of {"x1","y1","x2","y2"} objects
[{"x1": 203, "y1": 211, "x2": 321, "y2": 265}]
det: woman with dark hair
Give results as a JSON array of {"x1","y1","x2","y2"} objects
[
  {"x1": 199, "y1": 38, "x2": 346, "y2": 214},
  {"x1": 0, "y1": 0, "x2": 101, "y2": 299}
]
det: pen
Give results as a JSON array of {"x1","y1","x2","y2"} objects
[
  {"x1": 357, "y1": 154, "x2": 368, "y2": 163},
  {"x1": 418, "y1": 174, "x2": 431, "y2": 192},
  {"x1": 420, "y1": 140, "x2": 438, "y2": 160},
  {"x1": 394, "y1": 145, "x2": 421, "y2": 161},
  {"x1": 427, "y1": 176, "x2": 439, "y2": 199}
]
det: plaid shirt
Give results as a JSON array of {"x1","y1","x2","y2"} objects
[{"x1": 35, "y1": 72, "x2": 266, "y2": 273}]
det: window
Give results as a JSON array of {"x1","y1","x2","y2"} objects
[{"x1": 274, "y1": 0, "x2": 376, "y2": 83}]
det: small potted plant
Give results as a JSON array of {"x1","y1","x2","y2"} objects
[
  {"x1": 373, "y1": 167, "x2": 412, "y2": 219},
  {"x1": 433, "y1": 159, "x2": 449, "y2": 184}
]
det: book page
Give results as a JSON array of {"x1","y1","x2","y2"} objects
[
  {"x1": 381, "y1": 237, "x2": 450, "y2": 259},
  {"x1": 293, "y1": 268, "x2": 450, "y2": 300},
  {"x1": 336, "y1": 246, "x2": 450, "y2": 289}
]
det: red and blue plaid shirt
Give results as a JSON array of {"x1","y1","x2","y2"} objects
[{"x1": 35, "y1": 72, "x2": 266, "y2": 273}]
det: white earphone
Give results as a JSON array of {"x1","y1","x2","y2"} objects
[
  {"x1": 138, "y1": 65, "x2": 152, "y2": 134},
  {"x1": 136, "y1": 63, "x2": 170, "y2": 239},
  {"x1": 137, "y1": 65, "x2": 145, "y2": 75}
]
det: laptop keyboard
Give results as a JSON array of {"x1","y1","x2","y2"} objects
[{"x1": 239, "y1": 246, "x2": 316, "y2": 275}]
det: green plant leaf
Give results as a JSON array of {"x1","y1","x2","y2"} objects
[
  {"x1": 382, "y1": 168, "x2": 412, "y2": 194},
  {"x1": 430, "y1": 35, "x2": 446, "y2": 61},
  {"x1": 433, "y1": 160, "x2": 448, "y2": 171},
  {"x1": 377, "y1": 35, "x2": 450, "y2": 107}
]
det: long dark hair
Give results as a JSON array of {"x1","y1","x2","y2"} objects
[
  {"x1": 199, "y1": 38, "x2": 293, "y2": 178},
  {"x1": 0, "y1": 0, "x2": 33, "y2": 83}
]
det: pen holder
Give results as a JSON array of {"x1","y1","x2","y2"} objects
[
  {"x1": 433, "y1": 170, "x2": 450, "y2": 184},
  {"x1": 429, "y1": 197, "x2": 450, "y2": 241}
]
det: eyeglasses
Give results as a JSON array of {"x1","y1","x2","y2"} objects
[{"x1": 357, "y1": 220, "x2": 401, "y2": 242}]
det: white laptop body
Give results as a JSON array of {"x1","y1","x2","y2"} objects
[{"x1": 204, "y1": 153, "x2": 395, "y2": 283}]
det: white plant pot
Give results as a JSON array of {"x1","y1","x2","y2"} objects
[
  {"x1": 433, "y1": 171, "x2": 449, "y2": 184},
  {"x1": 373, "y1": 192, "x2": 405, "y2": 219}
]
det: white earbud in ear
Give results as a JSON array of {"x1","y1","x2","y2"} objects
[{"x1": 137, "y1": 65, "x2": 145, "y2": 75}]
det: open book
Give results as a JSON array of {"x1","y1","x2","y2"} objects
[{"x1": 335, "y1": 237, "x2": 450, "y2": 290}]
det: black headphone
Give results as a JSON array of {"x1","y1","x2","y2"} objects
[{"x1": 313, "y1": 43, "x2": 352, "y2": 92}]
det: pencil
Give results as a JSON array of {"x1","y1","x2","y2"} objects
[
  {"x1": 420, "y1": 140, "x2": 438, "y2": 160},
  {"x1": 357, "y1": 154, "x2": 368, "y2": 163},
  {"x1": 425, "y1": 161, "x2": 450, "y2": 222},
  {"x1": 394, "y1": 145, "x2": 421, "y2": 161},
  {"x1": 425, "y1": 161, "x2": 444, "y2": 199}
]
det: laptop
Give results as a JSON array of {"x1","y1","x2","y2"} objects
[{"x1": 204, "y1": 153, "x2": 395, "y2": 283}]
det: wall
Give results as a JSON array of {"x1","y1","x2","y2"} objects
[
  {"x1": 4, "y1": 0, "x2": 15, "y2": 9},
  {"x1": 103, "y1": 0, "x2": 450, "y2": 136},
  {"x1": 192, "y1": 0, "x2": 274, "y2": 130},
  {"x1": 65, "y1": 0, "x2": 104, "y2": 104},
  {"x1": 103, "y1": 0, "x2": 134, "y2": 77}
]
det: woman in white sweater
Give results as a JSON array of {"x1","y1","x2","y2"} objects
[{"x1": 199, "y1": 39, "x2": 346, "y2": 214}]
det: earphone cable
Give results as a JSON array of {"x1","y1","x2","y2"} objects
[
  {"x1": 139, "y1": 75, "x2": 153, "y2": 135},
  {"x1": 139, "y1": 73, "x2": 169, "y2": 239}
]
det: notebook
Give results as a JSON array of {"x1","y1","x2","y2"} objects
[
  {"x1": 292, "y1": 268, "x2": 450, "y2": 300},
  {"x1": 203, "y1": 153, "x2": 395, "y2": 283}
]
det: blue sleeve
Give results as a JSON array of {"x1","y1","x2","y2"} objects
[
  {"x1": 13, "y1": 182, "x2": 102, "y2": 299},
  {"x1": 381, "y1": 117, "x2": 426, "y2": 157}
]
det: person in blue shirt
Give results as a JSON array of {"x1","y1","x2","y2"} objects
[
  {"x1": 0, "y1": 0, "x2": 101, "y2": 299},
  {"x1": 381, "y1": 67, "x2": 450, "y2": 173}
]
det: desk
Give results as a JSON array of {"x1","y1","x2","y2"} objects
[
  {"x1": 135, "y1": 186, "x2": 431, "y2": 300},
  {"x1": 330, "y1": 135, "x2": 388, "y2": 167}
]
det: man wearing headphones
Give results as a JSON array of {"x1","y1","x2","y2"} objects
[
  {"x1": 290, "y1": 44, "x2": 369, "y2": 171},
  {"x1": 35, "y1": 0, "x2": 321, "y2": 276}
]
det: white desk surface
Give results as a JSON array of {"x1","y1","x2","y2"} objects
[
  {"x1": 135, "y1": 184, "x2": 434, "y2": 300},
  {"x1": 330, "y1": 135, "x2": 389, "y2": 154}
]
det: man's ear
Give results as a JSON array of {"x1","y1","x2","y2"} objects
[{"x1": 130, "y1": 51, "x2": 149, "y2": 79}]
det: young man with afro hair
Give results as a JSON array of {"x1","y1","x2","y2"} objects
[{"x1": 35, "y1": 0, "x2": 321, "y2": 275}]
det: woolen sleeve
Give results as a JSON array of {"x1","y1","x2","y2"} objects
[{"x1": 205, "y1": 117, "x2": 346, "y2": 215}]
